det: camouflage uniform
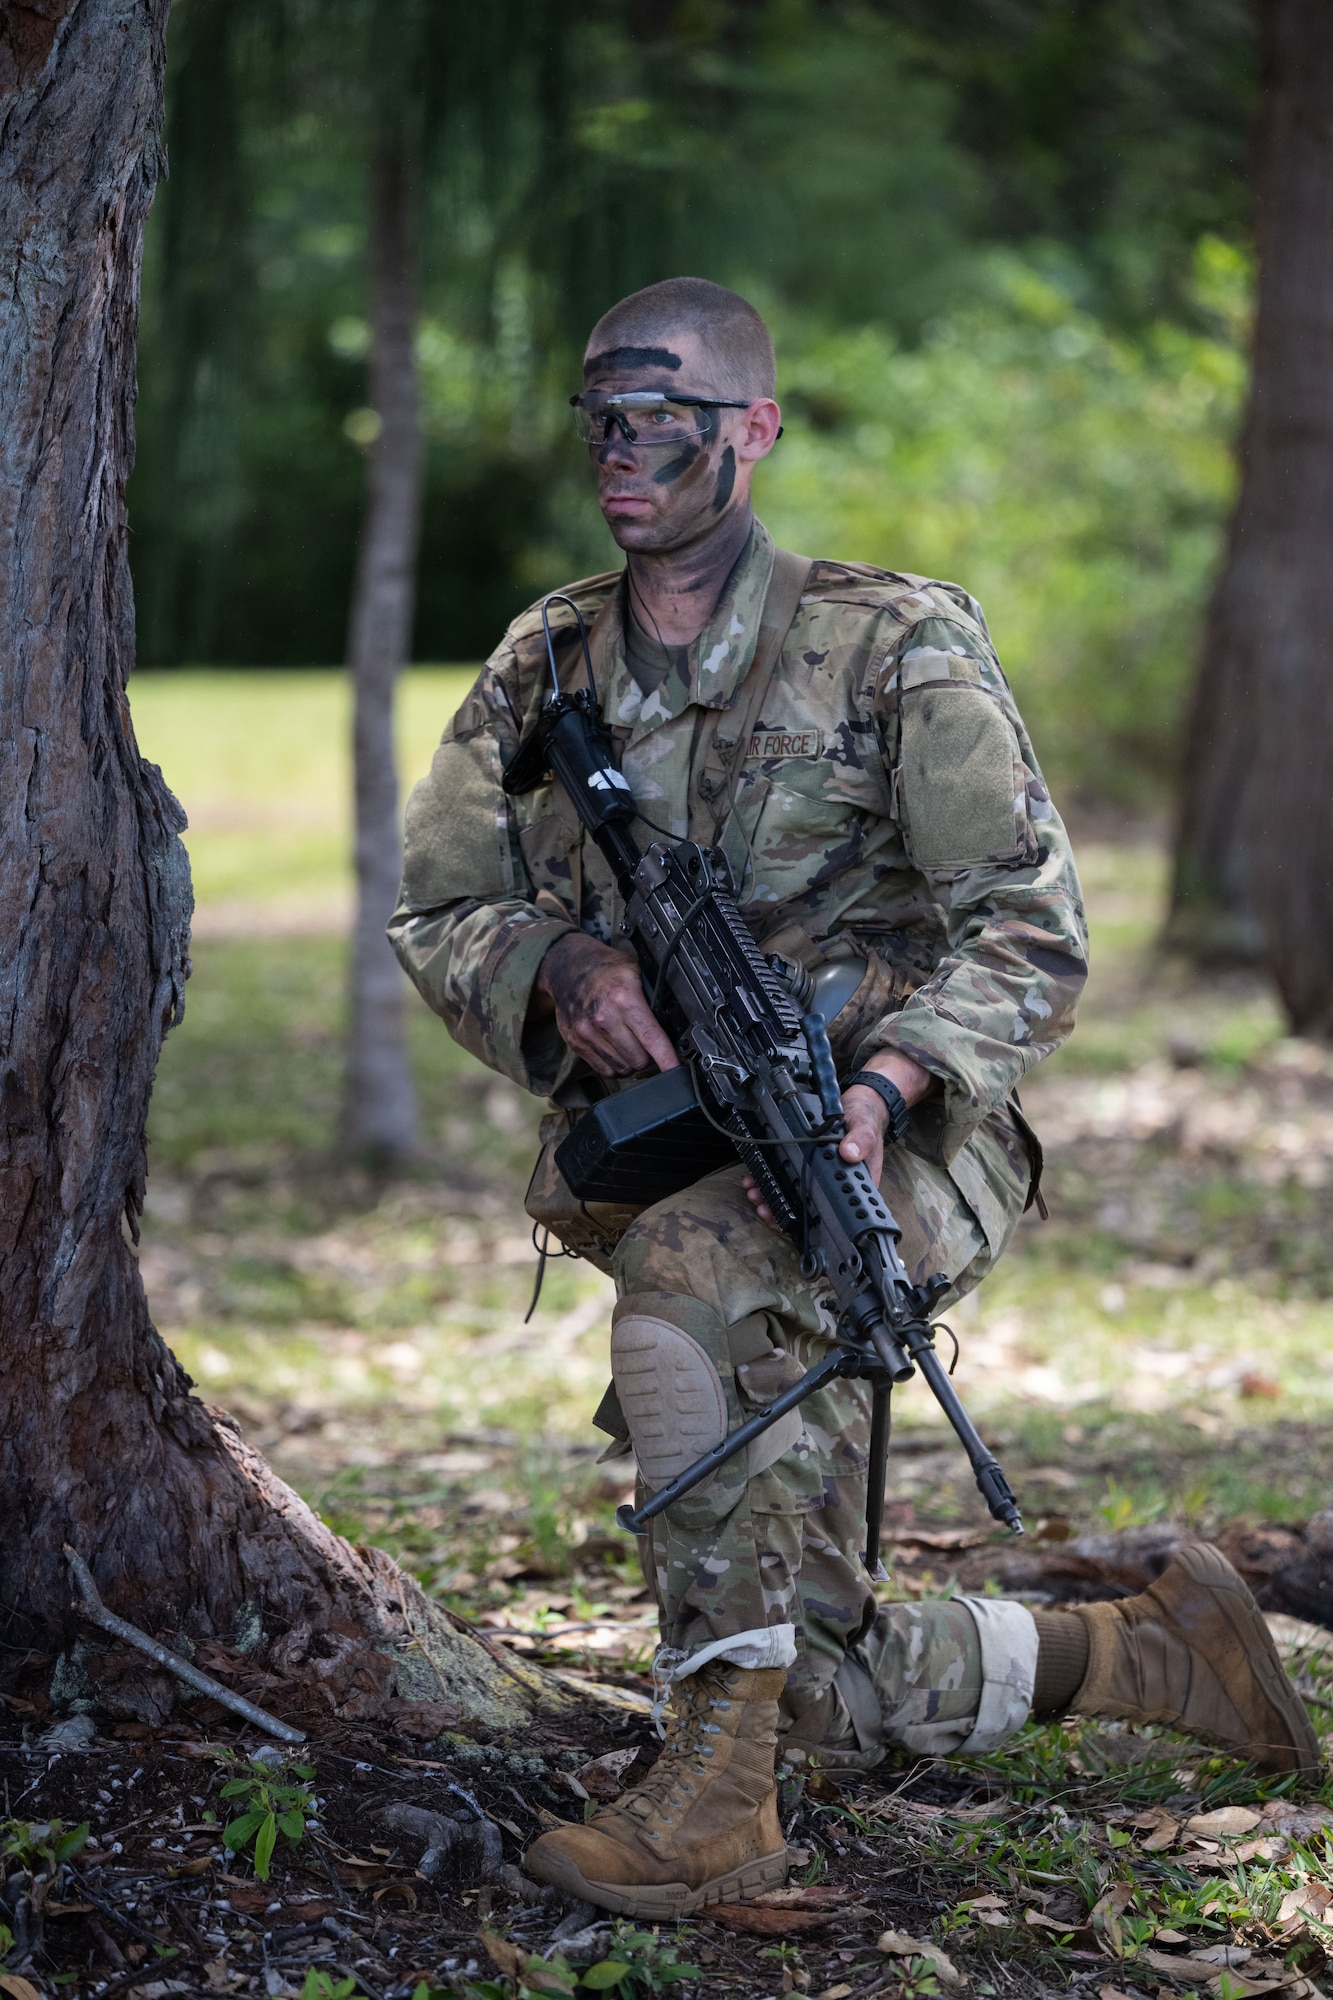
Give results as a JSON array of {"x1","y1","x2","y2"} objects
[{"x1": 391, "y1": 520, "x2": 1086, "y2": 1751}]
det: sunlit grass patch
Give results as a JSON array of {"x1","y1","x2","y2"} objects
[{"x1": 130, "y1": 666, "x2": 476, "y2": 932}]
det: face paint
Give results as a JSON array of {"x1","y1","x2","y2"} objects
[
  {"x1": 584, "y1": 344, "x2": 683, "y2": 376},
  {"x1": 651, "y1": 440, "x2": 703, "y2": 485},
  {"x1": 712, "y1": 445, "x2": 736, "y2": 512}
]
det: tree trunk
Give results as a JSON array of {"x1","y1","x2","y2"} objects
[
  {"x1": 1167, "y1": 0, "x2": 1333, "y2": 1030},
  {"x1": 0, "y1": 0, "x2": 566, "y2": 1734},
  {"x1": 340, "y1": 128, "x2": 422, "y2": 1162}
]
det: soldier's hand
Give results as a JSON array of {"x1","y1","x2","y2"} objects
[
  {"x1": 743, "y1": 1050, "x2": 935, "y2": 1228},
  {"x1": 535, "y1": 932, "x2": 680, "y2": 1078},
  {"x1": 839, "y1": 1051, "x2": 934, "y2": 1186}
]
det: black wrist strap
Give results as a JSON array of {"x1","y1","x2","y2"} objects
[{"x1": 844, "y1": 1070, "x2": 911, "y2": 1146}]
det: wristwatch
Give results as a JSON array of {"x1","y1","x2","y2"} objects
[{"x1": 843, "y1": 1069, "x2": 911, "y2": 1146}]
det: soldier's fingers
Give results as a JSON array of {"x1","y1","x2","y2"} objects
[
  {"x1": 620, "y1": 997, "x2": 680, "y2": 1073},
  {"x1": 743, "y1": 1180, "x2": 780, "y2": 1230}
]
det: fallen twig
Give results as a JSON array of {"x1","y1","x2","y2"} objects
[{"x1": 63, "y1": 1545, "x2": 305, "y2": 1745}]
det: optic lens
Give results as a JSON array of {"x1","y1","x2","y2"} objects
[{"x1": 571, "y1": 394, "x2": 722, "y2": 447}]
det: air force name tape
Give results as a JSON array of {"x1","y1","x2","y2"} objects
[{"x1": 748, "y1": 727, "x2": 820, "y2": 761}]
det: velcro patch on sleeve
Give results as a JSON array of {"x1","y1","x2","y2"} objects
[{"x1": 747, "y1": 726, "x2": 821, "y2": 760}]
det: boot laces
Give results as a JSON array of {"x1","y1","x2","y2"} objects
[{"x1": 615, "y1": 1674, "x2": 739, "y2": 1833}]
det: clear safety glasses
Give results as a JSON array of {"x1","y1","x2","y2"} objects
[{"x1": 570, "y1": 391, "x2": 752, "y2": 448}]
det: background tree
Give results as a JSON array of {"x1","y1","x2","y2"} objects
[
  {"x1": 0, "y1": 0, "x2": 567, "y2": 1731},
  {"x1": 1167, "y1": 0, "x2": 1333, "y2": 1034},
  {"x1": 340, "y1": 0, "x2": 425, "y2": 1163}
]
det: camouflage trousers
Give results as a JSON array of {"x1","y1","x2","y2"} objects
[{"x1": 608, "y1": 1109, "x2": 1033, "y2": 1731}]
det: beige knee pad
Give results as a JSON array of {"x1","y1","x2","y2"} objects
[
  {"x1": 611, "y1": 1310, "x2": 728, "y2": 1488},
  {"x1": 610, "y1": 1296, "x2": 807, "y2": 1490}
]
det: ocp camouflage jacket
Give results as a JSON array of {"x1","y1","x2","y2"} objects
[{"x1": 390, "y1": 519, "x2": 1087, "y2": 1193}]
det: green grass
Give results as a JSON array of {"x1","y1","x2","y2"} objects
[{"x1": 130, "y1": 666, "x2": 476, "y2": 924}]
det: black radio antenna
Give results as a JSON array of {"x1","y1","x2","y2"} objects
[{"x1": 539, "y1": 593, "x2": 597, "y2": 698}]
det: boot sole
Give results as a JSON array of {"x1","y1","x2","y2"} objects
[
  {"x1": 525, "y1": 1842, "x2": 790, "y2": 1919},
  {"x1": 1165, "y1": 1542, "x2": 1322, "y2": 1775}
]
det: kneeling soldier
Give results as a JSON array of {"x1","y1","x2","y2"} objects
[{"x1": 391, "y1": 277, "x2": 1318, "y2": 1917}]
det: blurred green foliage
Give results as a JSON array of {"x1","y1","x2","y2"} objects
[{"x1": 129, "y1": 0, "x2": 1259, "y2": 803}]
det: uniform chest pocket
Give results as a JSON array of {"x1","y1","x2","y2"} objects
[
  {"x1": 742, "y1": 761, "x2": 868, "y2": 904},
  {"x1": 897, "y1": 683, "x2": 1030, "y2": 871}
]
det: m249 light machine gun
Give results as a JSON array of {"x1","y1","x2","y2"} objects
[{"x1": 504, "y1": 596, "x2": 1024, "y2": 1572}]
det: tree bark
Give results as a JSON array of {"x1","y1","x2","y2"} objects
[
  {"x1": 0, "y1": 0, "x2": 566, "y2": 1733},
  {"x1": 340, "y1": 127, "x2": 422, "y2": 1162},
  {"x1": 1167, "y1": 0, "x2": 1333, "y2": 1030}
]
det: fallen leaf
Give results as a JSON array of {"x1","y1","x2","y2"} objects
[
  {"x1": 1091, "y1": 1883, "x2": 1133, "y2": 1957},
  {"x1": 1, "y1": 1978, "x2": 44, "y2": 2000},
  {"x1": 480, "y1": 1932, "x2": 527, "y2": 1980},
  {"x1": 285, "y1": 1900, "x2": 337, "y2": 1923},
  {"x1": 1130, "y1": 1806, "x2": 1182, "y2": 1852},
  {"x1": 1232, "y1": 1838, "x2": 1285, "y2": 1864},
  {"x1": 1187, "y1": 1947, "x2": 1253, "y2": 1968},
  {"x1": 573, "y1": 1747, "x2": 639, "y2": 1802},
  {"x1": 1099, "y1": 1988, "x2": 1139, "y2": 2000},
  {"x1": 1024, "y1": 1908, "x2": 1072, "y2": 1933},
  {"x1": 876, "y1": 1931, "x2": 966, "y2": 1988},
  {"x1": 1143, "y1": 1949, "x2": 1216, "y2": 1982},
  {"x1": 1261, "y1": 1800, "x2": 1333, "y2": 1840},
  {"x1": 708, "y1": 1905, "x2": 832, "y2": 1935},
  {"x1": 958, "y1": 1893, "x2": 1010, "y2": 1928},
  {"x1": 374, "y1": 1881, "x2": 418, "y2": 1910},
  {"x1": 335, "y1": 1859, "x2": 389, "y2": 1887},
  {"x1": 1155, "y1": 1931, "x2": 1190, "y2": 1945},
  {"x1": 43, "y1": 1901, "x2": 95, "y2": 1916},
  {"x1": 1185, "y1": 1807, "x2": 1262, "y2": 1839},
  {"x1": 945, "y1": 1799, "x2": 1011, "y2": 1823},
  {"x1": 813, "y1": 1987, "x2": 853, "y2": 2000},
  {"x1": 223, "y1": 1885, "x2": 273, "y2": 1914},
  {"x1": 1277, "y1": 1881, "x2": 1333, "y2": 1933}
]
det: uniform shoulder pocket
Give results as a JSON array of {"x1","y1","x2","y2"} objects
[
  {"x1": 898, "y1": 682, "x2": 1026, "y2": 870},
  {"x1": 401, "y1": 729, "x2": 513, "y2": 905}
]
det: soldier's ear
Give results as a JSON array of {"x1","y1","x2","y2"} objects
[{"x1": 737, "y1": 399, "x2": 781, "y2": 462}]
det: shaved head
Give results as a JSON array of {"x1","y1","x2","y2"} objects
[{"x1": 584, "y1": 277, "x2": 776, "y2": 401}]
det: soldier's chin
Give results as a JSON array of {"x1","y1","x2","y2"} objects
[{"x1": 602, "y1": 509, "x2": 673, "y2": 551}]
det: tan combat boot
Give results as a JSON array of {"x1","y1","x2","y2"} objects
[
  {"x1": 523, "y1": 1662, "x2": 790, "y2": 1917},
  {"x1": 1066, "y1": 1540, "x2": 1320, "y2": 1774}
]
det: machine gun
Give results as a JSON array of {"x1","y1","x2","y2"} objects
[{"x1": 504, "y1": 597, "x2": 1023, "y2": 1573}]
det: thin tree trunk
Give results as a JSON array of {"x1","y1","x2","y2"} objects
[
  {"x1": 1247, "y1": 0, "x2": 1333, "y2": 1035},
  {"x1": 341, "y1": 128, "x2": 422, "y2": 1162},
  {"x1": 0, "y1": 0, "x2": 565, "y2": 1732},
  {"x1": 1167, "y1": 0, "x2": 1333, "y2": 1028}
]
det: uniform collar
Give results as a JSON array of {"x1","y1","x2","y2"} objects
[{"x1": 594, "y1": 519, "x2": 777, "y2": 741}]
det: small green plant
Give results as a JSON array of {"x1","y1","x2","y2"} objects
[
  {"x1": 1119, "y1": 1912, "x2": 1157, "y2": 1956},
  {"x1": 220, "y1": 1756, "x2": 316, "y2": 1880},
  {"x1": 897, "y1": 1960, "x2": 940, "y2": 2000},
  {"x1": 0, "y1": 1819, "x2": 89, "y2": 1873},
  {"x1": 0, "y1": 1919, "x2": 14, "y2": 1969},
  {"x1": 576, "y1": 1926, "x2": 700, "y2": 1998},
  {"x1": 300, "y1": 1973, "x2": 369, "y2": 2000}
]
